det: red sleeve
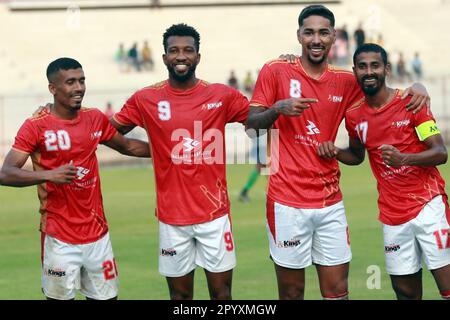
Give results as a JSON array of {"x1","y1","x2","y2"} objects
[
  {"x1": 250, "y1": 63, "x2": 277, "y2": 108},
  {"x1": 12, "y1": 120, "x2": 39, "y2": 154},
  {"x1": 412, "y1": 103, "x2": 436, "y2": 126},
  {"x1": 344, "y1": 113, "x2": 358, "y2": 140},
  {"x1": 226, "y1": 88, "x2": 250, "y2": 123},
  {"x1": 343, "y1": 75, "x2": 364, "y2": 110},
  {"x1": 98, "y1": 110, "x2": 118, "y2": 142},
  {"x1": 113, "y1": 92, "x2": 144, "y2": 127}
]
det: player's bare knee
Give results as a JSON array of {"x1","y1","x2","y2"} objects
[
  {"x1": 210, "y1": 288, "x2": 232, "y2": 300},
  {"x1": 279, "y1": 285, "x2": 305, "y2": 300},
  {"x1": 321, "y1": 278, "x2": 348, "y2": 300},
  {"x1": 392, "y1": 285, "x2": 421, "y2": 300},
  {"x1": 170, "y1": 290, "x2": 193, "y2": 300}
]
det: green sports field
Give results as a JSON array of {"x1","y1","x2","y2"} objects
[{"x1": 0, "y1": 161, "x2": 449, "y2": 300}]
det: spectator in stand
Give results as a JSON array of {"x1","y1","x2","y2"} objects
[
  {"x1": 115, "y1": 43, "x2": 127, "y2": 73},
  {"x1": 412, "y1": 52, "x2": 423, "y2": 80},
  {"x1": 396, "y1": 52, "x2": 412, "y2": 83},
  {"x1": 243, "y1": 71, "x2": 255, "y2": 95},
  {"x1": 354, "y1": 22, "x2": 365, "y2": 49},
  {"x1": 335, "y1": 27, "x2": 349, "y2": 66},
  {"x1": 104, "y1": 102, "x2": 115, "y2": 119},
  {"x1": 127, "y1": 42, "x2": 141, "y2": 72},
  {"x1": 141, "y1": 40, "x2": 155, "y2": 71},
  {"x1": 227, "y1": 70, "x2": 239, "y2": 90}
]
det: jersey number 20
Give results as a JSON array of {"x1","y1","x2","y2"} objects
[{"x1": 44, "y1": 130, "x2": 71, "y2": 151}]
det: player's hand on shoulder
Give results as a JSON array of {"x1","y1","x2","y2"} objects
[
  {"x1": 278, "y1": 54, "x2": 299, "y2": 64},
  {"x1": 32, "y1": 103, "x2": 52, "y2": 117},
  {"x1": 402, "y1": 84, "x2": 430, "y2": 114},
  {"x1": 273, "y1": 98, "x2": 317, "y2": 116},
  {"x1": 317, "y1": 141, "x2": 339, "y2": 159},
  {"x1": 46, "y1": 161, "x2": 77, "y2": 184}
]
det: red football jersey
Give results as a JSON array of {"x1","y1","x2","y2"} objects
[
  {"x1": 251, "y1": 58, "x2": 363, "y2": 208},
  {"x1": 345, "y1": 90, "x2": 449, "y2": 225},
  {"x1": 12, "y1": 108, "x2": 117, "y2": 244},
  {"x1": 113, "y1": 80, "x2": 249, "y2": 225}
]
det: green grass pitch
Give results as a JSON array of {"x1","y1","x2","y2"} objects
[{"x1": 0, "y1": 161, "x2": 449, "y2": 299}]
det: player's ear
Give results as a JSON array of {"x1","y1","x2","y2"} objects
[
  {"x1": 385, "y1": 62, "x2": 391, "y2": 77},
  {"x1": 297, "y1": 28, "x2": 302, "y2": 44},
  {"x1": 162, "y1": 53, "x2": 168, "y2": 65},
  {"x1": 196, "y1": 52, "x2": 201, "y2": 64},
  {"x1": 48, "y1": 82, "x2": 57, "y2": 95}
]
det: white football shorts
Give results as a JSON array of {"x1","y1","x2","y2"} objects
[
  {"x1": 41, "y1": 232, "x2": 119, "y2": 300},
  {"x1": 158, "y1": 214, "x2": 236, "y2": 277},
  {"x1": 383, "y1": 195, "x2": 450, "y2": 275},
  {"x1": 266, "y1": 199, "x2": 352, "y2": 269}
]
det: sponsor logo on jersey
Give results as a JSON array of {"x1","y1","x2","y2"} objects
[
  {"x1": 202, "y1": 101, "x2": 223, "y2": 110},
  {"x1": 380, "y1": 165, "x2": 410, "y2": 179},
  {"x1": 76, "y1": 167, "x2": 90, "y2": 180},
  {"x1": 306, "y1": 120, "x2": 320, "y2": 135},
  {"x1": 45, "y1": 268, "x2": 66, "y2": 277},
  {"x1": 384, "y1": 244, "x2": 401, "y2": 253},
  {"x1": 276, "y1": 238, "x2": 301, "y2": 248},
  {"x1": 161, "y1": 248, "x2": 177, "y2": 257},
  {"x1": 328, "y1": 94, "x2": 343, "y2": 103},
  {"x1": 391, "y1": 120, "x2": 410, "y2": 128},
  {"x1": 91, "y1": 131, "x2": 102, "y2": 139},
  {"x1": 182, "y1": 137, "x2": 200, "y2": 152}
]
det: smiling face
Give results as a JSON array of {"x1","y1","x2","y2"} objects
[
  {"x1": 353, "y1": 51, "x2": 390, "y2": 96},
  {"x1": 297, "y1": 15, "x2": 335, "y2": 65},
  {"x1": 49, "y1": 68, "x2": 85, "y2": 111},
  {"x1": 163, "y1": 35, "x2": 200, "y2": 83}
]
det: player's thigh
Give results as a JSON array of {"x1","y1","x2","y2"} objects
[
  {"x1": 41, "y1": 234, "x2": 82, "y2": 300},
  {"x1": 312, "y1": 201, "x2": 351, "y2": 266},
  {"x1": 274, "y1": 264, "x2": 305, "y2": 300},
  {"x1": 383, "y1": 221, "x2": 421, "y2": 275},
  {"x1": 80, "y1": 232, "x2": 119, "y2": 300},
  {"x1": 266, "y1": 199, "x2": 315, "y2": 269},
  {"x1": 204, "y1": 269, "x2": 233, "y2": 299},
  {"x1": 159, "y1": 221, "x2": 196, "y2": 277},
  {"x1": 431, "y1": 264, "x2": 450, "y2": 292},
  {"x1": 166, "y1": 270, "x2": 195, "y2": 300},
  {"x1": 414, "y1": 196, "x2": 450, "y2": 272},
  {"x1": 194, "y1": 214, "x2": 236, "y2": 273}
]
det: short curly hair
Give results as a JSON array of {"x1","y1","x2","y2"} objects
[{"x1": 162, "y1": 23, "x2": 200, "y2": 53}]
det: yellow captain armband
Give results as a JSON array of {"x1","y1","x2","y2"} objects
[{"x1": 415, "y1": 120, "x2": 440, "y2": 141}]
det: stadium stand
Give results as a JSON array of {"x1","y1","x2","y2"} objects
[{"x1": 0, "y1": 0, "x2": 449, "y2": 162}]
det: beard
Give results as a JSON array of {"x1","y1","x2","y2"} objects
[
  {"x1": 360, "y1": 75, "x2": 386, "y2": 96},
  {"x1": 167, "y1": 64, "x2": 197, "y2": 83},
  {"x1": 306, "y1": 46, "x2": 329, "y2": 65}
]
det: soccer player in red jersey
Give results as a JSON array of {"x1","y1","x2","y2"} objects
[
  {"x1": 246, "y1": 5, "x2": 430, "y2": 300},
  {"x1": 111, "y1": 24, "x2": 249, "y2": 300},
  {"x1": 0, "y1": 58, "x2": 150, "y2": 300},
  {"x1": 319, "y1": 43, "x2": 450, "y2": 300}
]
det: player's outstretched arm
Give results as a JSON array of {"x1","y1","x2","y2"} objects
[
  {"x1": 109, "y1": 117, "x2": 135, "y2": 135},
  {"x1": 379, "y1": 134, "x2": 447, "y2": 167},
  {"x1": 318, "y1": 138, "x2": 365, "y2": 165},
  {"x1": 102, "y1": 133, "x2": 151, "y2": 158},
  {"x1": 402, "y1": 83, "x2": 430, "y2": 114},
  {"x1": 247, "y1": 98, "x2": 317, "y2": 130},
  {"x1": 0, "y1": 149, "x2": 77, "y2": 187}
]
